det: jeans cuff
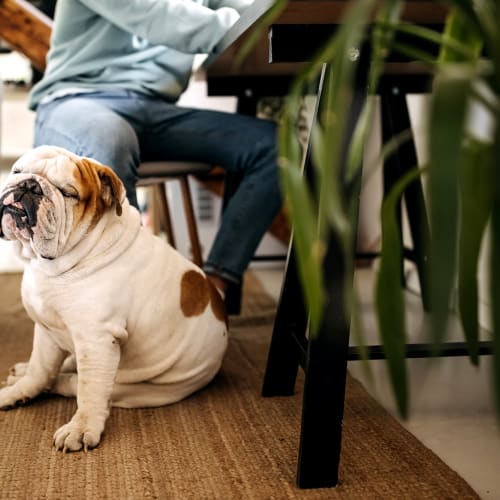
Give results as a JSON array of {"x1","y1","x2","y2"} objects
[{"x1": 203, "y1": 264, "x2": 241, "y2": 286}]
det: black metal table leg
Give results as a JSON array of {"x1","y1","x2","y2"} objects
[
  {"x1": 262, "y1": 244, "x2": 307, "y2": 397},
  {"x1": 296, "y1": 59, "x2": 367, "y2": 488},
  {"x1": 296, "y1": 226, "x2": 353, "y2": 488},
  {"x1": 380, "y1": 88, "x2": 431, "y2": 308},
  {"x1": 262, "y1": 57, "x2": 367, "y2": 488}
]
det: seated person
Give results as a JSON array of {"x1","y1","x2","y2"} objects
[{"x1": 29, "y1": 0, "x2": 282, "y2": 298}]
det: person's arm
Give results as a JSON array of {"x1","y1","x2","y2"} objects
[{"x1": 78, "y1": 0, "x2": 240, "y2": 53}]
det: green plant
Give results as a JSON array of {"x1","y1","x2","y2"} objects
[{"x1": 275, "y1": 0, "x2": 499, "y2": 417}]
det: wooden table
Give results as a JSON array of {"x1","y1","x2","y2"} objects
[{"x1": 204, "y1": 0, "x2": 448, "y2": 111}]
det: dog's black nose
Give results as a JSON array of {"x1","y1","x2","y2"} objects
[{"x1": 20, "y1": 179, "x2": 43, "y2": 196}]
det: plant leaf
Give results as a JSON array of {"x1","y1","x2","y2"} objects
[
  {"x1": 278, "y1": 99, "x2": 324, "y2": 331},
  {"x1": 427, "y1": 63, "x2": 474, "y2": 347},
  {"x1": 457, "y1": 138, "x2": 494, "y2": 365},
  {"x1": 439, "y1": 7, "x2": 483, "y2": 63},
  {"x1": 376, "y1": 166, "x2": 424, "y2": 418},
  {"x1": 279, "y1": 159, "x2": 324, "y2": 333}
]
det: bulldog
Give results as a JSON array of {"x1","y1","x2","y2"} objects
[{"x1": 0, "y1": 146, "x2": 228, "y2": 452}]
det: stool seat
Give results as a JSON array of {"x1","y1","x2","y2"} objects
[{"x1": 138, "y1": 161, "x2": 213, "y2": 180}]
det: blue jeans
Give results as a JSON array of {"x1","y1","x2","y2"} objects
[{"x1": 34, "y1": 90, "x2": 282, "y2": 284}]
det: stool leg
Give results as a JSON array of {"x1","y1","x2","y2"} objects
[
  {"x1": 179, "y1": 176, "x2": 204, "y2": 267},
  {"x1": 147, "y1": 185, "x2": 161, "y2": 236},
  {"x1": 155, "y1": 183, "x2": 176, "y2": 248}
]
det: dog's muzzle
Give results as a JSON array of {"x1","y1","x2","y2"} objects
[{"x1": 0, "y1": 178, "x2": 44, "y2": 237}]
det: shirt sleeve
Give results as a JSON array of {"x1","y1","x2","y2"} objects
[
  {"x1": 78, "y1": 0, "x2": 240, "y2": 54},
  {"x1": 208, "y1": 0, "x2": 254, "y2": 14}
]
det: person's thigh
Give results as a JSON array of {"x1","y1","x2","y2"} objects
[
  {"x1": 34, "y1": 95, "x2": 141, "y2": 206},
  {"x1": 140, "y1": 104, "x2": 277, "y2": 175}
]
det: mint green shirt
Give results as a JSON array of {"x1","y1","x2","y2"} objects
[{"x1": 29, "y1": 0, "x2": 252, "y2": 109}]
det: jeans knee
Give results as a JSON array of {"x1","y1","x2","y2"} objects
[
  {"x1": 34, "y1": 99, "x2": 140, "y2": 207},
  {"x1": 97, "y1": 148, "x2": 140, "y2": 208}
]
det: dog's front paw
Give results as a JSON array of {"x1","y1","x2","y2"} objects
[{"x1": 53, "y1": 413, "x2": 105, "y2": 452}]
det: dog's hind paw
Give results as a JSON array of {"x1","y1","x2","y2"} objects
[
  {"x1": 4, "y1": 363, "x2": 29, "y2": 388},
  {"x1": 8, "y1": 362, "x2": 28, "y2": 379},
  {"x1": 53, "y1": 415, "x2": 104, "y2": 452}
]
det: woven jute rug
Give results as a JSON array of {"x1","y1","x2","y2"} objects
[{"x1": 0, "y1": 271, "x2": 478, "y2": 499}]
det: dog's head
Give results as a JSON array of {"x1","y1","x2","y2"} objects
[{"x1": 0, "y1": 146, "x2": 125, "y2": 260}]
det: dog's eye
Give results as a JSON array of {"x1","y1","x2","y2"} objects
[
  {"x1": 11, "y1": 168, "x2": 21, "y2": 174},
  {"x1": 59, "y1": 186, "x2": 79, "y2": 199}
]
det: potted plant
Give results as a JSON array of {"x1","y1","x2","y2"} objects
[{"x1": 272, "y1": 0, "x2": 499, "y2": 417}]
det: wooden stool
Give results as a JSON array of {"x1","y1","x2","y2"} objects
[{"x1": 137, "y1": 161, "x2": 213, "y2": 267}]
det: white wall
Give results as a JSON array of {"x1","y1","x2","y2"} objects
[{"x1": 358, "y1": 93, "x2": 493, "y2": 333}]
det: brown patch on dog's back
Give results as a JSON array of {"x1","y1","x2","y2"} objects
[
  {"x1": 180, "y1": 270, "x2": 228, "y2": 326},
  {"x1": 180, "y1": 270, "x2": 210, "y2": 317}
]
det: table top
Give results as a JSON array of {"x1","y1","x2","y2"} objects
[{"x1": 205, "y1": 0, "x2": 448, "y2": 74}]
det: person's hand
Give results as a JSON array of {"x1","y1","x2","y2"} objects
[{"x1": 215, "y1": 6, "x2": 240, "y2": 28}]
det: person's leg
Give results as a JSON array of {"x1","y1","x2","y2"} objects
[
  {"x1": 33, "y1": 92, "x2": 142, "y2": 207},
  {"x1": 141, "y1": 101, "x2": 283, "y2": 288}
]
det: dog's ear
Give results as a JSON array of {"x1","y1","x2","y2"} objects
[
  {"x1": 78, "y1": 158, "x2": 125, "y2": 216},
  {"x1": 96, "y1": 165, "x2": 125, "y2": 216}
]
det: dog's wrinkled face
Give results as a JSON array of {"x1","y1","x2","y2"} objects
[{"x1": 0, "y1": 146, "x2": 124, "y2": 260}]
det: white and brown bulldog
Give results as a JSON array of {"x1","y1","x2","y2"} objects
[{"x1": 0, "y1": 145, "x2": 227, "y2": 452}]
